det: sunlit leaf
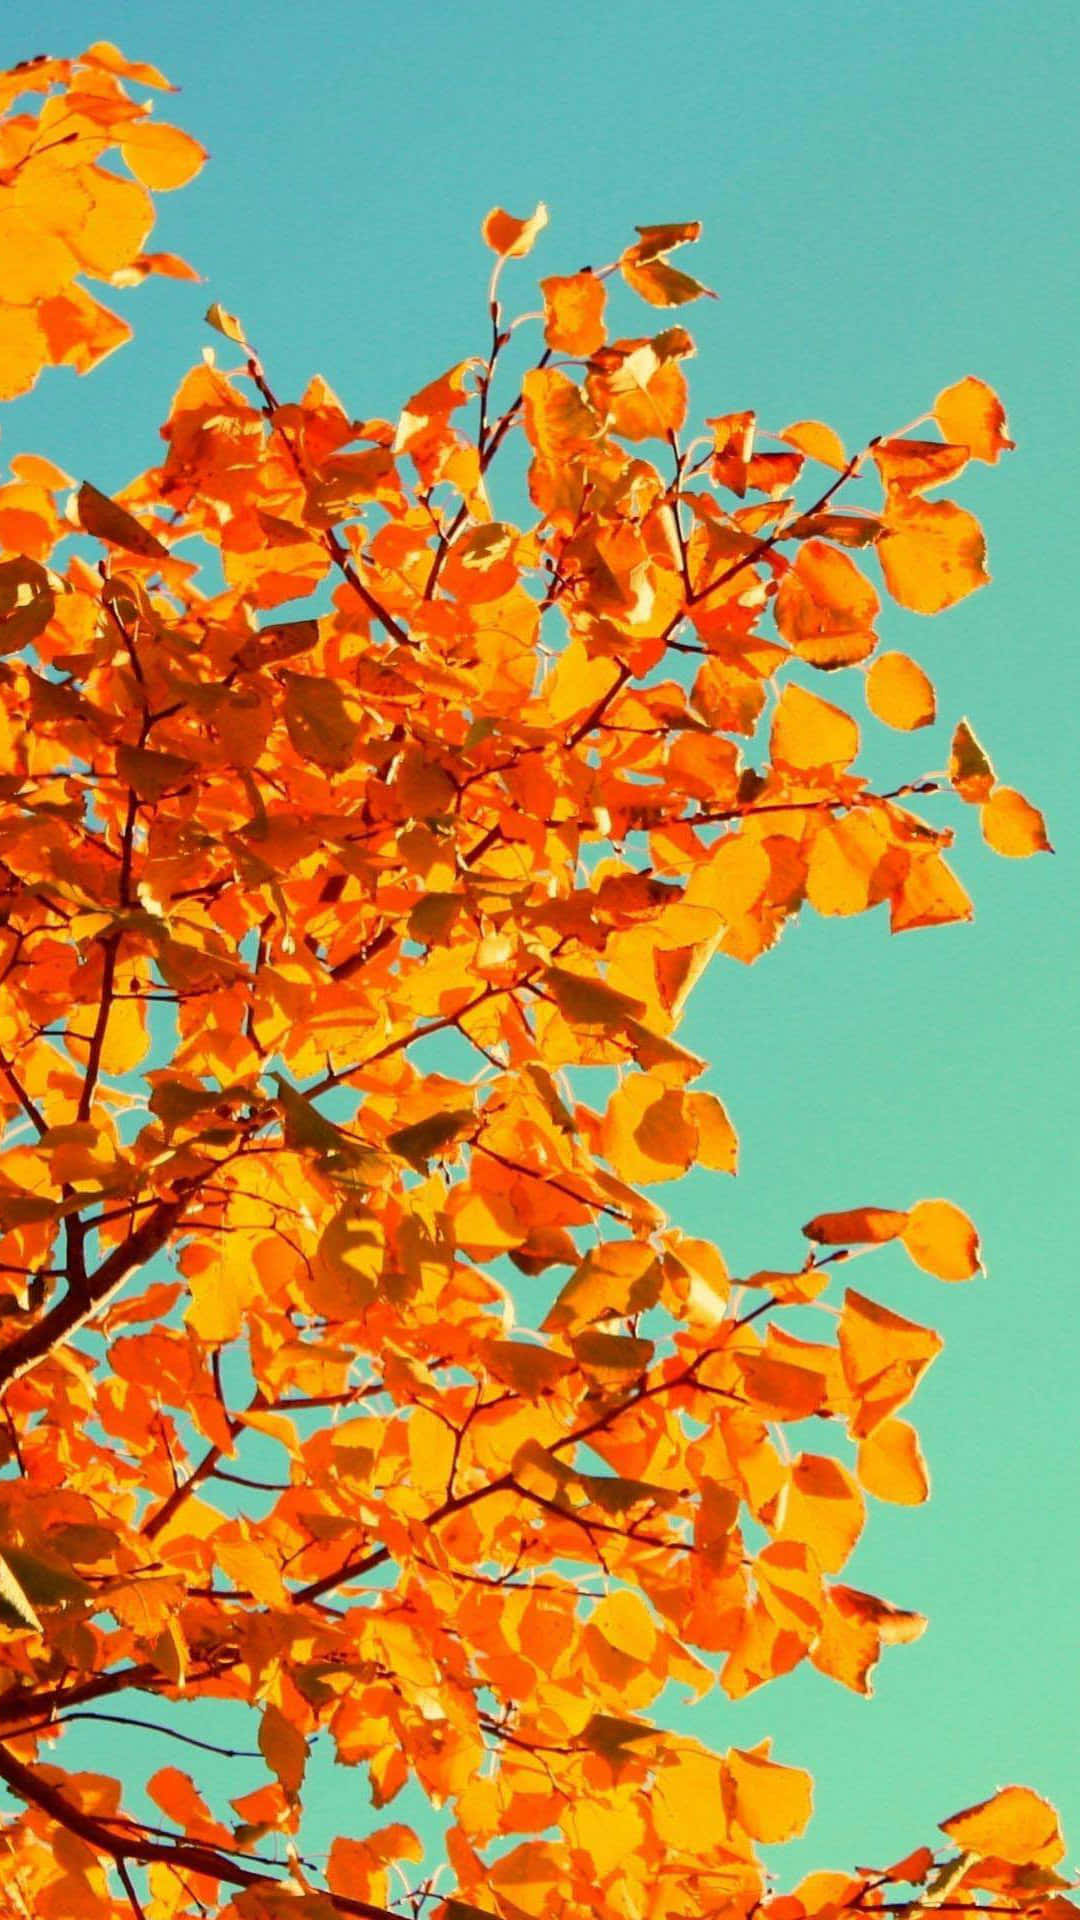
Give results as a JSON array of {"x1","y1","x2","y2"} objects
[
  {"x1": 934, "y1": 376, "x2": 1015, "y2": 464},
  {"x1": 865, "y1": 651, "x2": 936, "y2": 730},
  {"x1": 980, "y1": 787, "x2": 1052, "y2": 858},
  {"x1": 482, "y1": 202, "x2": 549, "y2": 259}
]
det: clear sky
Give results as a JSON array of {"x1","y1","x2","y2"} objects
[{"x1": 3, "y1": 0, "x2": 1077, "y2": 1887}]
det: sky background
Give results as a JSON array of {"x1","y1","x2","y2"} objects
[{"x1": 2, "y1": 0, "x2": 1078, "y2": 1891}]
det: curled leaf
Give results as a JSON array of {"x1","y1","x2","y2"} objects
[{"x1": 482, "y1": 202, "x2": 549, "y2": 259}]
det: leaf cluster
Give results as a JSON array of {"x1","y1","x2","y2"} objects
[{"x1": 0, "y1": 47, "x2": 1066, "y2": 1920}]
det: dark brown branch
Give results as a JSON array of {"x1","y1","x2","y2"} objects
[
  {"x1": 0, "y1": 1048, "x2": 46, "y2": 1136},
  {"x1": 43, "y1": 1709, "x2": 260, "y2": 1761},
  {"x1": 117, "y1": 1858, "x2": 149, "y2": 1920},
  {"x1": 245, "y1": 355, "x2": 412, "y2": 648},
  {"x1": 0, "y1": 1737, "x2": 413, "y2": 1920},
  {"x1": 684, "y1": 442, "x2": 876, "y2": 609},
  {"x1": 0, "y1": 1196, "x2": 185, "y2": 1398}
]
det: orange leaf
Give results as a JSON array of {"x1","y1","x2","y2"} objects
[
  {"x1": 482, "y1": 202, "x2": 549, "y2": 259},
  {"x1": 541, "y1": 271, "x2": 606, "y2": 356},
  {"x1": 838, "y1": 1289, "x2": 943, "y2": 1436},
  {"x1": 619, "y1": 222, "x2": 713, "y2": 308},
  {"x1": 723, "y1": 1743, "x2": 814, "y2": 1844},
  {"x1": 770, "y1": 683, "x2": 860, "y2": 773},
  {"x1": 900, "y1": 1198, "x2": 982, "y2": 1281},
  {"x1": 889, "y1": 851, "x2": 973, "y2": 934},
  {"x1": 82, "y1": 41, "x2": 176, "y2": 88},
  {"x1": 980, "y1": 786, "x2": 1052, "y2": 858},
  {"x1": 806, "y1": 811, "x2": 894, "y2": 920},
  {"x1": 856, "y1": 1417, "x2": 930, "y2": 1505},
  {"x1": 872, "y1": 438, "x2": 969, "y2": 496},
  {"x1": 590, "y1": 1589, "x2": 657, "y2": 1662},
  {"x1": 120, "y1": 121, "x2": 208, "y2": 191},
  {"x1": 778, "y1": 420, "x2": 848, "y2": 471},
  {"x1": 865, "y1": 651, "x2": 936, "y2": 730},
  {"x1": 879, "y1": 497, "x2": 988, "y2": 614},
  {"x1": 934, "y1": 376, "x2": 1014, "y2": 464},
  {"x1": 777, "y1": 1453, "x2": 865, "y2": 1574},
  {"x1": 147, "y1": 1766, "x2": 231, "y2": 1844},
  {"x1": 940, "y1": 1785, "x2": 1065, "y2": 1867},
  {"x1": 685, "y1": 1090, "x2": 738, "y2": 1173},
  {"x1": 774, "y1": 541, "x2": 879, "y2": 668},
  {"x1": 802, "y1": 1206, "x2": 909, "y2": 1247},
  {"x1": 622, "y1": 256, "x2": 712, "y2": 308},
  {"x1": 949, "y1": 717, "x2": 995, "y2": 802}
]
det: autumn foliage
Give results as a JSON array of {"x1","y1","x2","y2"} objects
[{"x1": 0, "y1": 41, "x2": 1068, "y2": 1920}]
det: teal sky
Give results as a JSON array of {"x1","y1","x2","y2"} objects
[{"x1": 3, "y1": 0, "x2": 1078, "y2": 1890}]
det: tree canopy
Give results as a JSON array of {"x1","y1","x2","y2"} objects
[{"x1": 0, "y1": 41, "x2": 1068, "y2": 1920}]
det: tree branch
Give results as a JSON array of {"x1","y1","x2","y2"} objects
[
  {"x1": 0, "y1": 1196, "x2": 185, "y2": 1398},
  {"x1": 0, "y1": 1739, "x2": 419, "y2": 1920}
]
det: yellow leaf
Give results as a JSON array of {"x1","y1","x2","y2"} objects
[
  {"x1": 879, "y1": 498, "x2": 988, "y2": 614},
  {"x1": 205, "y1": 302, "x2": 249, "y2": 345},
  {"x1": 857, "y1": 1418, "x2": 930, "y2": 1505},
  {"x1": 215, "y1": 1537, "x2": 290, "y2": 1609},
  {"x1": 872, "y1": 438, "x2": 969, "y2": 496},
  {"x1": 838, "y1": 1289, "x2": 943, "y2": 1437},
  {"x1": 770, "y1": 683, "x2": 860, "y2": 773},
  {"x1": 121, "y1": 121, "x2": 208, "y2": 191},
  {"x1": 685, "y1": 1090, "x2": 738, "y2": 1173},
  {"x1": 901, "y1": 1199, "x2": 981, "y2": 1281},
  {"x1": 99, "y1": 996, "x2": 150, "y2": 1076},
  {"x1": 774, "y1": 541, "x2": 879, "y2": 669},
  {"x1": 83, "y1": 41, "x2": 176, "y2": 88},
  {"x1": 865, "y1": 652, "x2": 936, "y2": 730},
  {"x1": 151, "y1": 1496, "x2": 224, "y2": 1552},
  {"x1": 544, "y1": 1240, "x2": 662, "y2": 1332},
  {"x1": 934, "y1": 376, "x2": 1014, "y2": 464},
  {"x1": 388, "y1": 1108, "x2": 473, "y2": 1171},
  {"x1": 778, "y1": 420, "x2": 848, "y2": 471},
  {"x1": 622, "y1": 256, "x2": 712, "y2": 307},
  {"x1": 186, "y1": 1260, "x2": 258, "y2": 1345},
  {"x1": 889, "y1": 851, "x2": 973, "y2": 934},
  {"x1": 0, "y1": 1553, "x2": 42, "y2": 1633},
  {"x1": 408, "y1": 1406, "x2": 456, "y2": 1495},
  {"x1": 602, "y1": 1074, "x2": 696, "y2": 1184},
  {"x1": 147, "y1": 1766, "x2": 228, "y2": 1842},
  {"x1": 775, "y1": 1453, "x2": 865, "y2": 1573},
  {"x1": 723, "y1": 1742, "x2": 814, "y2": 1844},
  {"x1": 116, "y1": 743, "x2": 195, "y2": 800},
  {"x1": 980, "y1": 787, "x2": 1052, "y2": 858},
  {"x1": 150, "y1": 1616, "x2": 189, "y2": 1687},
  {"x1": 591, "y1": 1589, "x2": 657, "y2": 1662},
  {"x1": 806, "y1": 811, "x2": 892, "y2": 919},
  {"x1": 940, "y1": 1785, "x2": 1065, "y2": 1867}
]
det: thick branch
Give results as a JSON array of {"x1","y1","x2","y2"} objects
[
  {"x1": 0, "y1": 1738, "x2": 412, "y2": 1920},
  {"x1": 0, "y1": 1197, "x2": 185, "y2": 1397}
]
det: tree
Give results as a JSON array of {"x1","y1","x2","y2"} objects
[{"x1": 0, "y1": 38, "x2": 1068, "y2": 1920}]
